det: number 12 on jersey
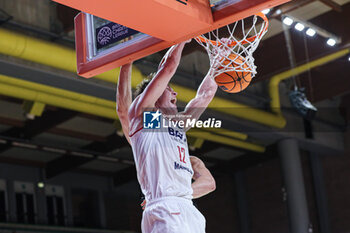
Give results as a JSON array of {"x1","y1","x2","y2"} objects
[{"x1": 177, "y1": 146, "x2": 186, "y2": 163}]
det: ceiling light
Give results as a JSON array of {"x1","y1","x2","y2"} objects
[
  {"x1": 283, "y1": 17, "x2": 293, "y2": 26},
  {"x1": 37, "y1": 182, "x2": 45, "y2": 188},
  {"x1": 306, "y1": 28, "x2": 316, "y2": 37},
  {"x1": 295, "y1": 23, "x2": 305, "y2": 31},
  {"x1": 261, "y1": 9, "x2": 270, "y2": 14},
  {"x1": 326, "y1": 38, "x2": 336, "y2": 46},
  {"x1": 348, "y1": 56, "x2": 350, "y2": 62}
]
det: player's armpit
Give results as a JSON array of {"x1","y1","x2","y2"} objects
[
  {"x1": 190, "y1": 156, "x2": 216, "y2": 199},
  {"x1": 177, "y1": 71, "x2": 218, "y2": 131}
]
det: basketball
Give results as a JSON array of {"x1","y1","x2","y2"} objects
[{"x1": 214, "y1": 54, "x2": 252, "y2": 93}]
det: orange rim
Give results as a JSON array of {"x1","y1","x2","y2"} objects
[{"x1": 196, "y1": 12, "x2": 269, "y2": 47}]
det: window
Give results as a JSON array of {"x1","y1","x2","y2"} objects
[
  {"x1": 14, "y1": 182, "x2": 36, "y2": 224},
  {"x1": 45, "y1": 185, "x2": 66, "y2": 226},
  {"x1": 0, "y1": 180, "x2": 7, "y2": 222}
]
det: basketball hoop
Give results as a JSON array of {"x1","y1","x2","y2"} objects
[{"x1": 195, "y1": 12, "x2": 269, "y2": 79}]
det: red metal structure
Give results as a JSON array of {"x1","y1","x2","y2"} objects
[{"x1": 53, "y1": 0, "x2": 290, "y2": 77}]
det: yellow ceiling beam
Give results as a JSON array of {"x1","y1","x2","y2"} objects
[
  {"x1": 0, "y1": 28, "x2": 117, "y2": 83},
  {"x1": 269, "y1": 47, "x2": 350, "y2": 115},
  {"x1": 0, "y1": 28, "x2": 285, "y2": 128},
  {"x1": 0, "y1": 74, "x2": 264, "y2": 152},
  {"x1": 22, "y1": 101, "x2": 46, "y2": 118},
  {"x1": 0, "y1": 74, "x2": 114, "y2": 109},
  {"x1": 201, "y1": 128, "x2": 247, "y2": 141},
  {"x1": 187, "y1": 137, "x2": 205, "y2": 150},
  {"x1": 0, "y1": 79, "x2": 117, "y2": 119},
  {"x1": 187, "y1": 131, "x2": 265, "y2": 153}
]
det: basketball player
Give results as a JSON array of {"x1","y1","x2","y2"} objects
[
  {"x1": 116, "y1": 61, "x2": 217, "y2": 206},
  {"x1": 117, "y1": 40, "x2": 217, "y2": 233}
]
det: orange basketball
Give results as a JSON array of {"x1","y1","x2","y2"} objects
[{"x1": 214, "y1": 54, "x2": 252, "y2": 93}]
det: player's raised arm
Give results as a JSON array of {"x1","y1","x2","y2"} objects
[
  {"x1": 116, "y1": 63, "x2": 132, "y2": 144},
  {"x1": 179, "y1": 69, "x2": 218, "y2": 126},
  {"x1": 190, "y1": 156, "x2": 216, "y2": 199},
  {"x1": 130, "y1": 41, "x2": 189, "y2": 118}
]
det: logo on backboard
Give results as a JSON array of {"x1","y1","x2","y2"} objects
[
  {"x1": 97, "y1": 27, "x2": 112, "y2": 45},
  {"x1": 95, "y1": 22, "x2": 139, "y2": 49}
]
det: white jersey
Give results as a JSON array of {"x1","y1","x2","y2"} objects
[{"x1": 130, "y1": 123, "x2": 194, "y2": 202}]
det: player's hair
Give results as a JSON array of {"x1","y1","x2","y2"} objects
[{"x1": 133, "y1": 72, "x2": 156, "y2": 97}]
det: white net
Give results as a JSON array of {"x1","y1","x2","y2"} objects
[{"x1": 195, "y1": 13, "x2": 268, "y2": 78}]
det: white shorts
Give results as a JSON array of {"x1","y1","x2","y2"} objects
[{"x1": 141, "y1": 196, "x2": 206, "y2": 233}]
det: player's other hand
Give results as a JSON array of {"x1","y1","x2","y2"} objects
[
  {"x1": 220, "y1": 38, "x2": 233, "y2": 45},
  {"x1": 140, "y1": 199, "x2": 146, "y2": 210}
]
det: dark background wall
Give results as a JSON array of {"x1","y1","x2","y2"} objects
[{"x1": 1, "y1": 133, "x2": 349, "y2": 233}]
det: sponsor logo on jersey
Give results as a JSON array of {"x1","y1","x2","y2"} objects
[
  {"x1": 174, "y1": 161, "x2": 193, "y2": 175},
  {"x1": 168, "y1": 127, "x2": 187, "y2": 144}
]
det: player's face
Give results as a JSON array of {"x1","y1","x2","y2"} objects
[{"x1": 156, "y1": 85, "x2": 178, "y2": 115}]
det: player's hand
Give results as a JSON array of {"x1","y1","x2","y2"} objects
[
  {"x1": 220, "y1": 38, "x2": 233, "y2": 46},
  {"x1": 140, "y1": 199, "x2": 146, "y2": 210}
]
